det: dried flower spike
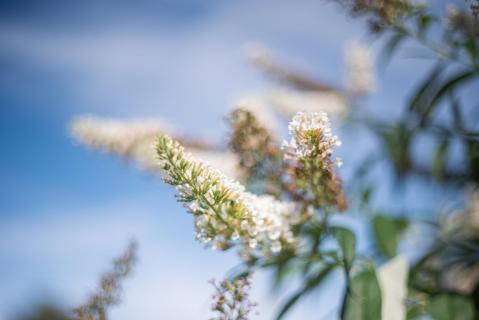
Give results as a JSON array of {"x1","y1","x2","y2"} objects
[
  {"x1": 209, "y1": 276, "x2": 257, "y2": 320},
  {"x1": 228, "y1": 108, "x2": 284, "y2": 197},
  {"x1": 73, "y1": 240, "x2": 138, "y2": 320}
]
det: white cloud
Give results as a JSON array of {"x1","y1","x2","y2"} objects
[{"x1": 0, "y1": 0, "x2": 365, "y2": 129}]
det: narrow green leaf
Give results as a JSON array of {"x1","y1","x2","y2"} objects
[
  {"x1": 372, "y1": 215, "x2": 408, "y2": 258},
  {"x1": 342, "y1": 268, "x2": 382, "y2": 320},
  {"x1": 333, "y1": 227, "x2": 356, "y2": 271},
  {"x1": 431, "y1": 137, "x2": 449, "y2": 180},
  {"x1": 420, "y1": 70, "x2": 478, "y2": 127},
  {"x1": 360, "y1": 185, "x2": 373, "y2": 207},
  {"x1": 464, "y1": 39, "x2": 478, "y2": 64},
  {"x1": 427, "y1": 294, "x2": 474, "y2": 320},
  {"x1": 275, "y1": 263, "x2": 336, "y2": 320},
  {"x1": 416, "y1": 14, "x2": 435, "y2": 37},
  {"x1": 407, "y1": 64, "x2": 444, "y2": 114},
  {"x1": 407, "y1": 304, "x2": 426, "y2": 319},
  {"x1": 380, "y1": 32, "x2": 406, "y2": 68},
  {"x1": 449, "y1": 93, "x2": 463, "y2": 130}
]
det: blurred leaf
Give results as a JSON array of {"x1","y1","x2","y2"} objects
[
  {"x1": 466, "y1": 138, "x2": 479, "y2": 183},
  {"x1": 333, "y1": 226, "x2": 356, "y2": 271},
  {"x1": 420, "y1": 70, "x2": 478, "y2": 127},
  {"x1": 273, "y1": 259, "x2": 296, "y2": 289},
  {"x1": 431, "y1": 137, "x2": 449, "y2": 180},
  {"x1": 464, "y1": 40, "x2": 478, "y2": 65},
  {"x1": 342, "y1": 268, "x2": 382, "y2": 320},
  {"x1": 303, "y1": 220, "x2": 324, "y2": 237},
  {"x1": 416, "y1": 14, "x2": 436, "y2": 38},
  {"x1": 372, "y1": 215, "x2": 408, "y2": 258},
  {"x1": 408, "y1": 63, "x2": 444, "y2": 114},
  {"x1": 15, "y1": 303, "x2": 71, "y2": 320},
  {"x1": 407, "y1": 305, "x2": 425, "y2": 320},
  {"x1": 449, "y1": 93, "x2": 463, "y2": 130},
  {"x1": 381, "y1": 123, "x2": 413, "y2": 174},
  {"x1": 426, "y1": 294, "x2": 474, "y2": 320},
  {"x1": 380, "y1": 32, "x2": 407, "y2": 68},
  {"x1": 275, "y1": 263, "x2": 336, "y2": 320},
  {"x1": 360, "y1": 185, "x2": 373, "y2": 208},
  {"x1": 355, "y1": 154, "x2": 379, "y2": 179}
]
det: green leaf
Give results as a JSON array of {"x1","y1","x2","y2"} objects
[
  {"x1": 272, "y1": 259, "x2": 296, "y2": 289},
  {"x1": 467, "y1": 139, "x2": 479, "y2": 183},
  {"x1": 372, "y1": 215, "x2": 408, "y2": 258},
  {"x1": 416, "y1": 14, "x2": 435, "y2": 37},
  {"x1": 360, "y1": 185, "x2": 373, "y2": 208},
  {"x1": 333, "y1": 227, "x2": 356, "y2": 271},
  {"x1": 449, "y1": 93, "x2": 463, "y2": 130},
  {"x1": 419, "y1": 70, "x2": 478, "y2": 127},
  {"x1": 381, "y1": 123, "x2": 413, "y2": 175},
  {"x1": 407, "y1": 63, "x2": 444, "y2": 114},
  {"x1": 342, "y1": 268, "x2": 382, "y2": 320},
  {"x1": 464, "y1": 39, "x2": 478, "y2": 64},
  {"x1": 275, "y1": 263, "x2": 336, "y2": 319},
  {"x1": 380, "y1": 32, "x2": 406, "y2": 69},
  {"x1": 432, "y1": 137, "x2": 449, "y2": 180},
  {"x1": 407, "y1": 304, "x2": 426, "y2": 319},
  {"x1": 427, "y1": 294, "x2": 474, "y2": 320}
]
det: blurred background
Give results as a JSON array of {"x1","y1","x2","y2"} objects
[{"x1": 1, "y1": 0, "x2": 477, "y2": 319}]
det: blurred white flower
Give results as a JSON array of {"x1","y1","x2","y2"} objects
[
  {"x1": 267, "y1": 89, "x2": 347, "y2": 119},
  {"x1": 70, "y1": 115, "x2": 243, "y2": 180},
  {"x1": 345, "y1": 43, "x2": 376, "y2": 95},
  {"x1": 70, "y1": 115, "x2": 173, "y2": 156}
]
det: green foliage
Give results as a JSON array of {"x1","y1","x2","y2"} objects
[
  {"x1": 342, "y1": 268, "x2": 382, "y2": 320},
  {"x1": 427, "y1": 294, "x2": 474, "y2": 320},
  {"x1": 432, "y1": 137, "x2": 450, "y2": 180},
  {"x1": 15, "y1": 303, "x2": 71, "y2": 320},
  {"x1": 333, "y1": 226, "x2": 357, "y2": 271},
  {"x1": 276, "y1": 263, "x2": 337, "y2": 319},
  {"x1": 372, "y1": 214, "x2": 408, "y2": 258}
]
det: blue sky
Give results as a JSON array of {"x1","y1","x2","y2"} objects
[{"x1": 1, "y1": 1, "x2": 477, "y2": 319}]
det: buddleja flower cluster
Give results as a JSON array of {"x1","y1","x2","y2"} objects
[
  {"x1": 282, "y1": 112, "x2": 347, "y2": 211},
  {"x1": 156, "y1": 135, "x2": 303, "y2": 258},
  {"x1": 283, "y1": 112, "x2": 342, "y2": 162}
]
